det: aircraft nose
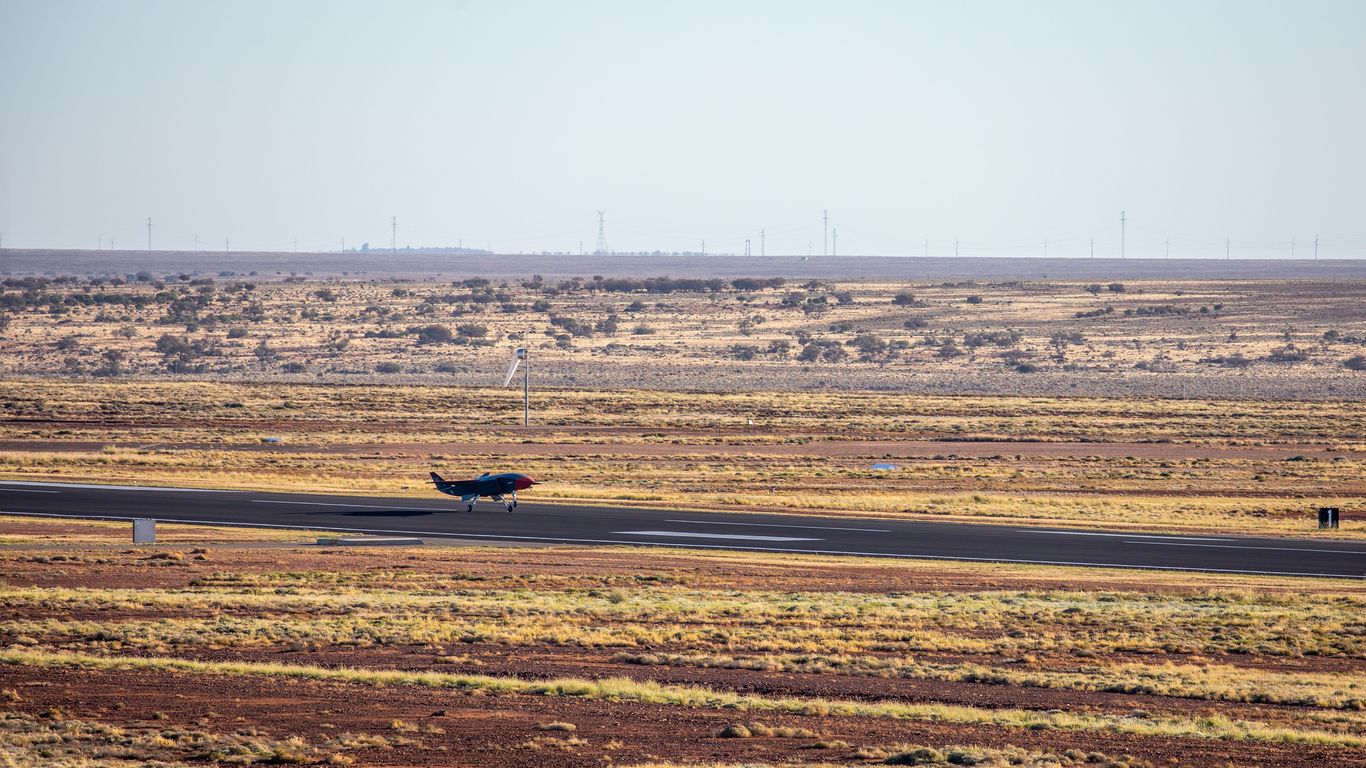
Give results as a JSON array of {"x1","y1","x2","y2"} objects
[{"x1": 515, "y1": 476, "x2": 536, "y2": 490}]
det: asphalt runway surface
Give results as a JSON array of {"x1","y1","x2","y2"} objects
[{"x1": 1, "y1": 480, "x2": 1362, "y2": 579}]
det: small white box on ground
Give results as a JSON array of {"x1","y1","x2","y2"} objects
[{"x1": 133, "y1": 518, "x2": 156, "y2": 544}]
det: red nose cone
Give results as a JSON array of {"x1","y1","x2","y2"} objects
[{"x1": 514, "y1": 476, "x2": 536, "y2": 490}]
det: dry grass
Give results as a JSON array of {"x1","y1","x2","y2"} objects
[{"x1": 3, "y1": 648, "x2": 1360, "y2": 747}]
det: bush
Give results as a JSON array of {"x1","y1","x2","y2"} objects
[
  {"x1": 797, "y1": 340, "x2": 847, "y2": 363},
  {"x1": 1343, "y1": 355, "x2": 1366, "y2": 371},
  {"x1": 632, "y1": 324, "x2": 655, "y2": 335},
  {"x1": 1265, "y1": 344, "x2": 1309, "y2": 363},
  {"x1": 375, "y1": 362, "x2": 402, "y2": 374},
  {"x1": 892, "y1": 291, "x2": 916, "y2": 306},
  {"x1": 226, "y1": 327, "x2": 248, "y2": 339},
  {"x1": 281, "y1": 362, "x2": 307, "y2": 373},
  {"x1": 455, "y1": 324, "x2": 487, "y2": 339},
  {"x1": 903, "y1": 317, "x2": 928, "y2": 329},
  {"x1": 1085, "y1": 284, "x2": 1103, "y2": 295},
  {"x1": 1108, "y1": 282, "x2": 1126, "y2": 293},
  {"x1": 730, "y1": 344, "x2": 759, "y2": 361},
  {"x1": 965, "y1": 295, "x2": 982, "y2": 304},
  {"x1": 414, "y1": 324, "x2": 455, "y2": 344}
]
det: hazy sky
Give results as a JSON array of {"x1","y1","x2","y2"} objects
[{"x1": 2, "y1": 0, "x2": 1364, "y2": 258}]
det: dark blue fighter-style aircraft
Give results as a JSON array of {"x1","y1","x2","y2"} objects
[{"x1": 429, "y1": 471, "x2": 538, "y2": 512}]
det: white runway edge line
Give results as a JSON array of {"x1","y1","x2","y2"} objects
[
  {"x1": 0, "y1": 481, "x2": 234, "y2": 493},
  {"x1": 0, "y1": 489, "x2": 62, "y2": 494},
  {"x1": 3, "y1": 511, "x2": 1360, "y2": 580},
  {"x1": 617, "y1": 530, "x2": 822, "y2": 542},
  {"x1": 1131, "y1": 541, "x2": 1366, "y2": 555},
  {"x1": 665, "y1": 518, "x2": 891, "y2": 533},
  {"x1": 1024, "y1": 529, "x2": 1235, "y2": 542}
]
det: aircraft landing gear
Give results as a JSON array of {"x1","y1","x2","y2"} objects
[
  {"x1": 465, "y1": 502, "x2": 475, "y2": 512},
  {"x1": 503, "y1": 501, "x2": 514, "y2": 512}
]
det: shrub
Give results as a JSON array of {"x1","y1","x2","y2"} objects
[
  {"x1": 903, "y1": 317, "x2": 928, "y2": 329},
  {"x1": 797, "y1": 340, "x2": 848, "y2": 363},
  {"x1": 1085, "y1": 284, "x2": 1103, "y2": 295},
  {"x1": 375, "y1": 362, "x2": 402, "y2": 374},
  {"x1": 1108, "y1": 282, "x2": 1126, "y2": 293},
  {"x1": 730, "y1": 344, "x2": 759, "y2": 361},
  {"x1": 965, "y1": 295, "x2": 982, "y2": 304},
  {"x1": 1343, "y1": 355, "x2": 1366, "y2": 371},
  {"x1": 281, "y1": 362, "x2": 307, "y2": 373},
  {"x1": 1265, "y1": 344, "x2": 1309, "y2": 363},
  {"x1": 632, "y1": 324, "x2": 655, "y2": 335},
  {"x1": 226, "y1": 327, "x2": 248, "y2": 339},
  {"x1": 892, "y1": 291, "x2": 916, "y2": 306}
]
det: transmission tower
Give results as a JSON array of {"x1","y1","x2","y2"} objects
[{"x1": 594, "y1": 210, "x2": 609, "y2": 254}]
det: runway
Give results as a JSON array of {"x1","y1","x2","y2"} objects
[{"x1": 1, "y1": 480, "x2": 1362, "y2": 578}]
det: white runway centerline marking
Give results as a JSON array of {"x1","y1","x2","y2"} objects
[
  {"x1": 666, "y1": 518, "x2": 891, "y2": 533},
  {"x1": 616, "y1": 530, "x2": 822, "y2": 542},
  {"x1": 250, "y1": 500, "x2": 444, "y2": 512}
]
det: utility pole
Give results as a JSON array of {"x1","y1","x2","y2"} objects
[
  {"x1": 924, "y1": 239, "x2": 929, "y2": 258},
  {"x1": 1291, "y1": 237, "x2": 1296, "y2": 260},
  {"x1": 1314, "y1": 235, "x2": 1319, "y2": 260},
  {"x1": 1165, "y1": 237, "x2": 1170, "y2": 259},
  {"x1": 146, "y1": 217, "x2": 153, "y2": 250},
  {"x1": 744, "y1": 239, "x2": 751, "y2": 257},
  {"x1": 293, "y1": 238, "x2": 298, "y2": 253},
  {"x1": 391, "y1": 217, "x2": 397, "y2": 253},
  {"x1": 822, "y1": 209, "x2": 829, "y2": 256},
  {"x1": 700, "y1": 240, "x2": 705, "y2": 257},
  {"x1": 1120, "y1": 210, "x2": 1126, "y2": 259},
  {"x1": 1090, "y1": 238, "x2": 1094, "y2": 259},
  {"x1": 832, "y1": 228, "x2": 838, "y2": 257},
  {"x1": 1043, "y1": 236, "x2": 1048, "y2": 258},
  {"x1": 1226, "y1": 237, "x2": 1230, "y2": 260},
  {"x1": 760, "y1": 229, "x2": 765, "y2": 257},
  {"x1": 225, "y1": 238, "x2": 229, "y2": 252},
  {"x1": 522, "y1": 348, "x2": 530, "y2": 427},
  {"x1": 194, "y1": 235, "x2": 199, "y2": 250},
  {"x1": 955, "y1": 238, "x2": 959, "y2": 258}
]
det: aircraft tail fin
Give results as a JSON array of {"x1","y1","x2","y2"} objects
[{"x1": 429, "y1": 471, "x2": 446, "y2": 484}]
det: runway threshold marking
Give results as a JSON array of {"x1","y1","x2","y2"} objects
[
  {"x1": 615, "y1": 530, "x2": 822, "y2": 542},
  {"x1": 665, "y1": 518, "x2": 891, "y2": 533},
  {"x1": 2, "y1": 510, "x2": 1359, "y2": 579}
]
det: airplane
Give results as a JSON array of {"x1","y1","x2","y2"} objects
[{"x1": 429, "y1": 471, "x2": 538, "y2": 512}]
